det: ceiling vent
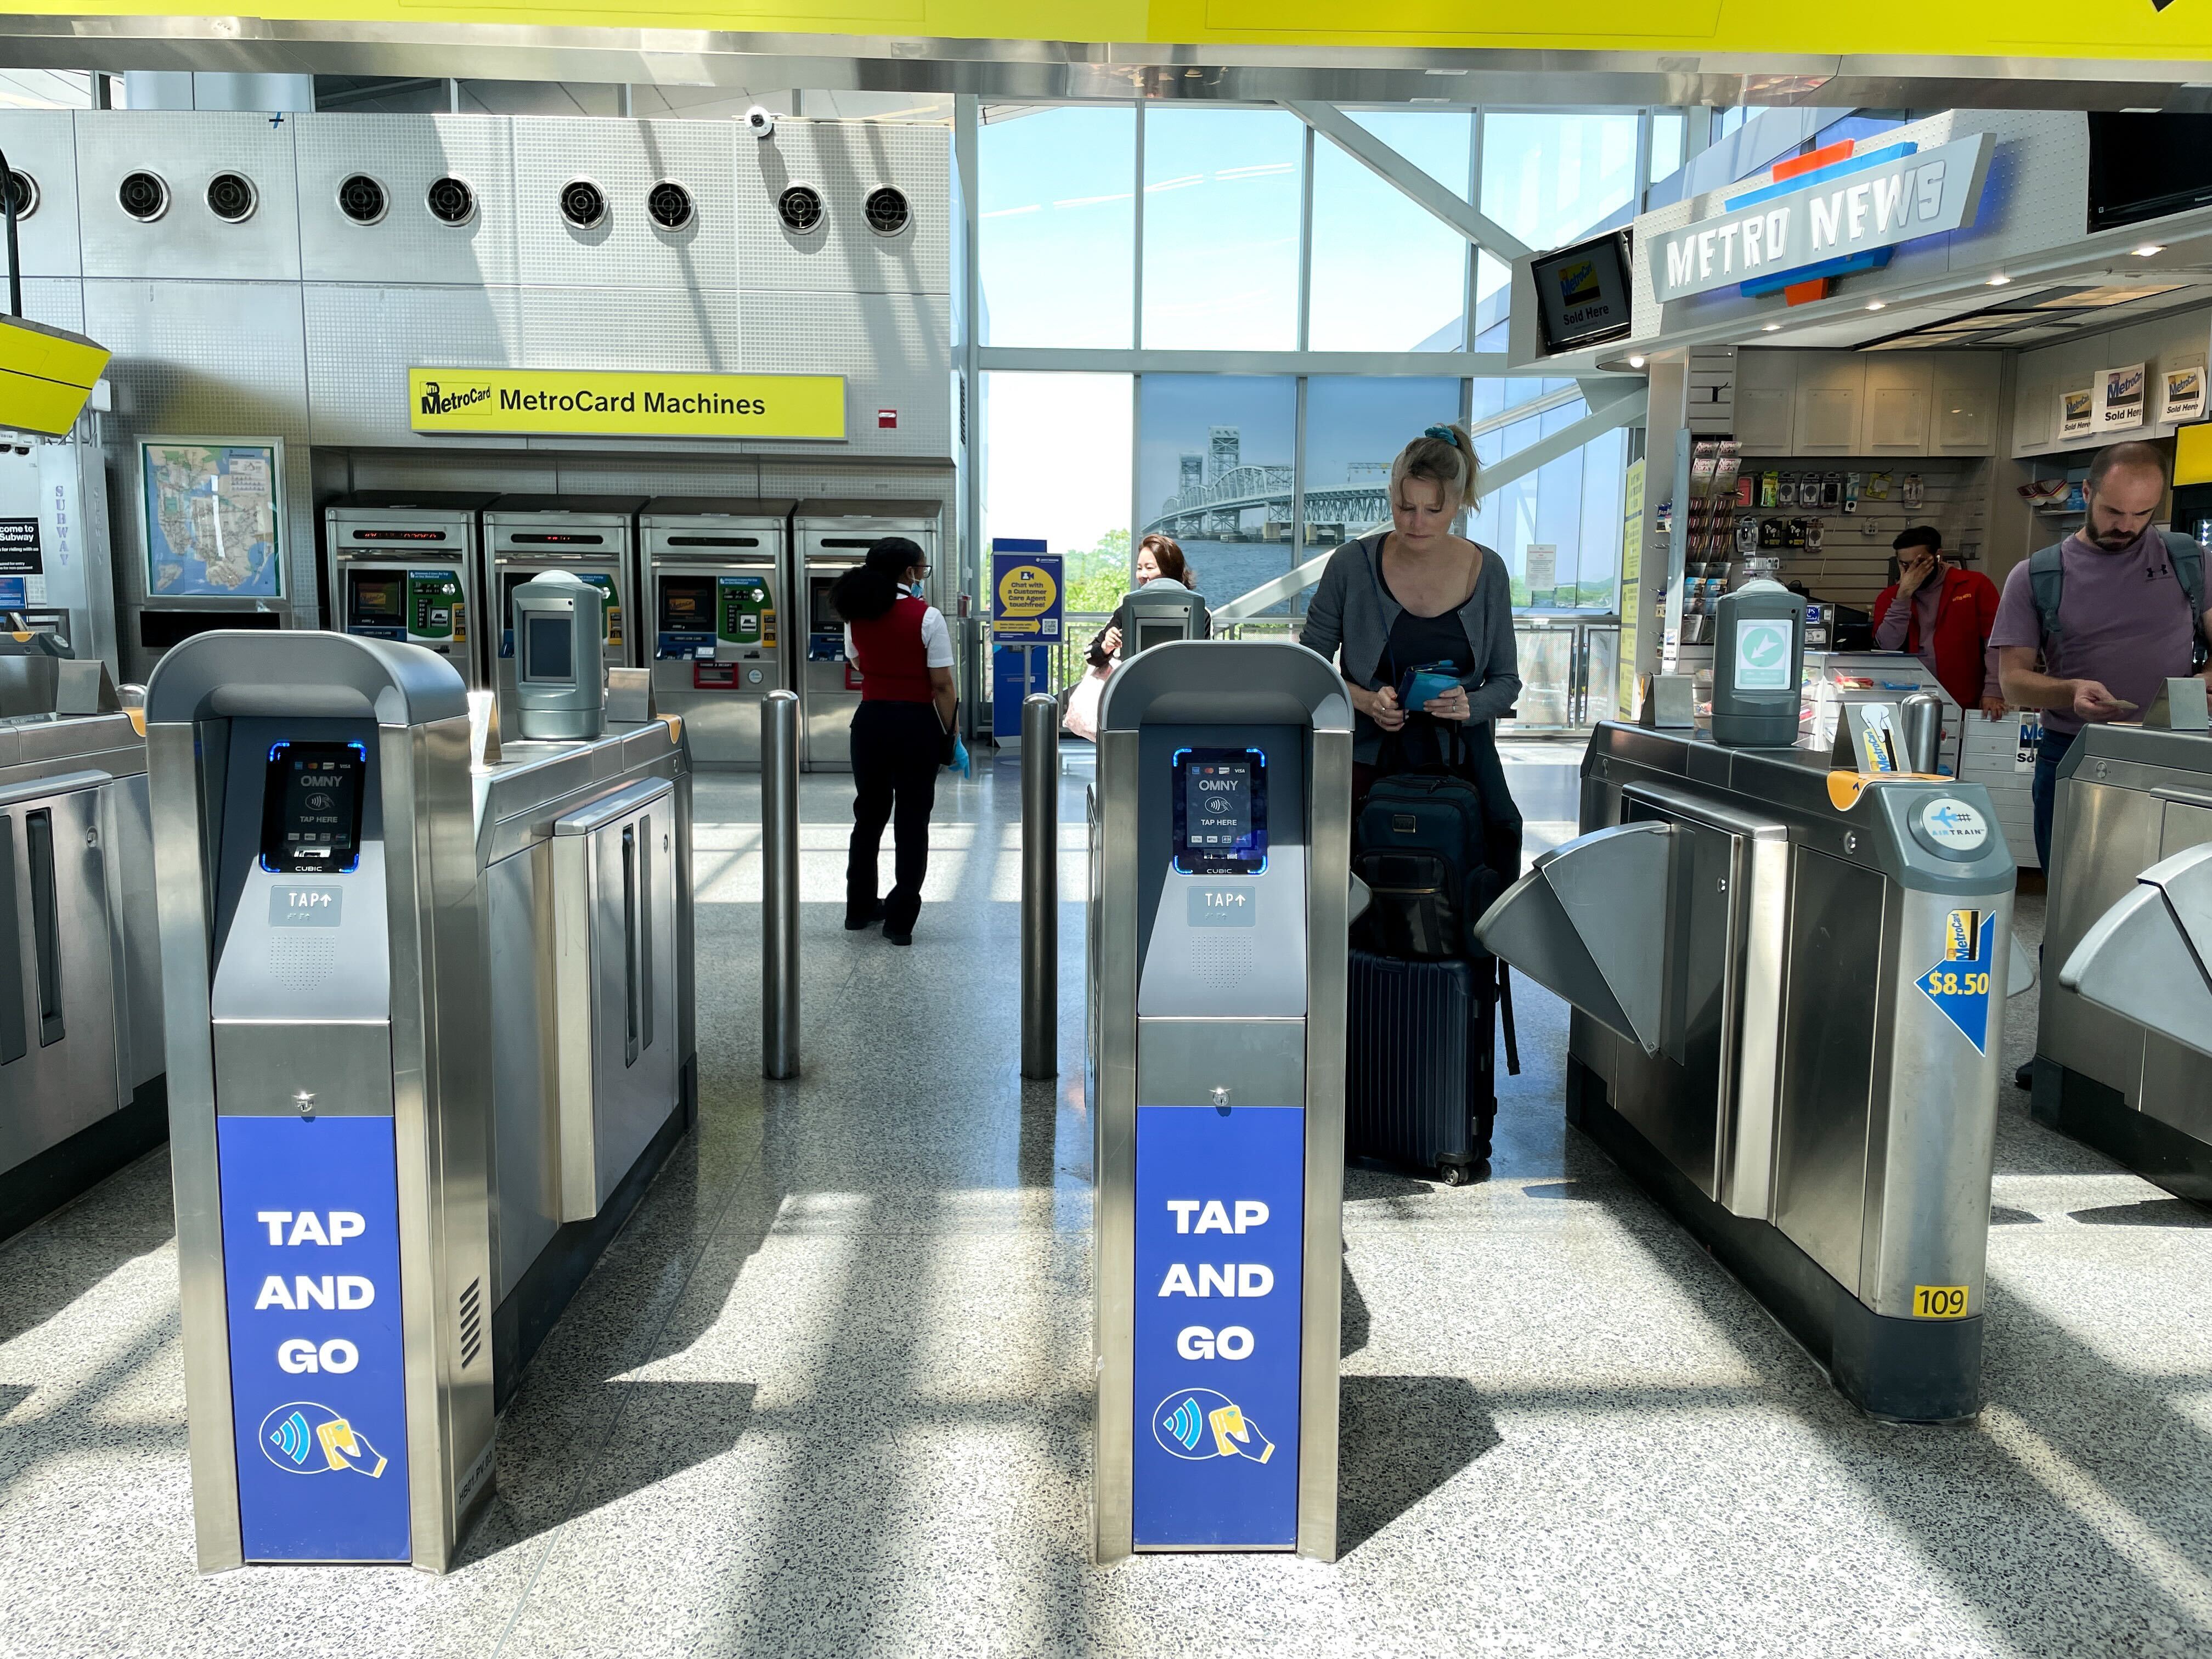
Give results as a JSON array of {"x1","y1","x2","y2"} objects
[
  {"x1": 117, "y1": 170, "x2": 169, "y2": 223},
  {"x1": 864, "y1": 186, "x2": 910, "y2": 237},
  {"x1": 337, "y1": 173, "x2": 388, "y2": 226},
  {"x1": 646, "y1": 180, "x2": 695, "y2": 232},
  {"x1": 777, "y1": 183, "x2": 824, "y2": 234},
  {"x1": 426, "y1": 176, "x2": 476, "y2": 227},
  {"x1": 206, "y1": 172, "x2": 257, "y2": 224},
  {"x1": 3, "y1": 170, "x2": 37, "y2": 223},
  {"x1": 560, "y1": 179, "x2": 607, "y2": 230}
]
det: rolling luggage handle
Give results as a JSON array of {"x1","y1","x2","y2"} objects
[{"x1": 1499, "y1": 961, "x2": 1519, "y2": 1077}]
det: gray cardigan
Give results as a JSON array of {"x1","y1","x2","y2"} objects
[{"x1": 1299, "y1": 533, "x2": 1522, "y2": 764}]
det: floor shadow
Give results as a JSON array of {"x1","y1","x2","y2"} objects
[
  {"x1": 1341, "y1": 1255, "x2": 1369, "y2": 1359},
  {"x1": 1018, "y1": 1076, "x2": 1059, "y2": 1187},
  {"x1": 1336, "y1": 1375, "x2": 1501, "y2": 1556},
  {"x1": 2068, "y1": 1198, "x2": 2212, "y2": 1227},
  {"x1": 0, "y1": 1383, "x2": 30, "y2": 1421},
  {"x1": 1343, "y1": 1165, "x2": 1441, "y2": 1200},
  {"x1": 0, "y1": 1149, "x2": 176, "y2": 1347},
  {"x1": 1990, "y1": 1206, "x2": 2042, "y2": 1226},
  {"x1": 1521, "y1": 1180, "x2": 1604, "y2": 1203}
]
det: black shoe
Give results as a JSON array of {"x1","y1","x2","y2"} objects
[
  {"x1": 2014, "y1": 1059, "x2": 2035, "y2": 1091},
  {"x1": 885, "y1": 930, "x2": 913, "y2": 946},
  {"x1": 844, "y1": 902, "x2": 884, "y2": 931}
]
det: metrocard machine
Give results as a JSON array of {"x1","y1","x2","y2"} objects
[{"x1": 1086, "y1": 641, "x2": 1351, "y2": 1562}]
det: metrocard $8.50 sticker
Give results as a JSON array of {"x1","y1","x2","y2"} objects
[{"x1": 1916, "y1": 909, "x2": 1996, "y2": 1054}]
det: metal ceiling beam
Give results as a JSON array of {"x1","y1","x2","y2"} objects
[
  {"x1": 1280, "y1": 98, "x2": 1531, "y2": 263},
  {"x1": 4, "y1": 18, "x2": 2212, "y2": 111},
  {"x1": 1212, "y1": 383, "x2": 1647, "y2": 623}
]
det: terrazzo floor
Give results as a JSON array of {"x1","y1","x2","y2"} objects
[{"x1": 4, "y1": 740, "x2": 2211, "y2": 1657}]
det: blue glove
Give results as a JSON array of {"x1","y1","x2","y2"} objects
[{"x1": 947, "y1": 735, "x2": 969, "y2": 773}]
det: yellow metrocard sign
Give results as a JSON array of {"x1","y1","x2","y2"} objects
[
  {"x1": 408, "y1": 369, "x2": 845, "y2": 440},
  {"x1": 0, "y1": 314, "x2": 110, "y2": 438}
]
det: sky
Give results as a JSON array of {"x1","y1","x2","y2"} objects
[{"x1": 978, "y1": 106, "x2": 1650, "y2": 595}]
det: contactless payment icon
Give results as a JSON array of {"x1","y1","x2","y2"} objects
[{"x1": 1154, "y1": 1389, "x2": 1275, "y2": 1464}]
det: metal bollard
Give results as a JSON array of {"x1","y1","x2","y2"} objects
[
  {"x1": 762, "y1": 690, "x2": 800, "y2": 1079},
  {"x1": 1021, "y1": 692, "x2": 1058, "y2": 1079}
]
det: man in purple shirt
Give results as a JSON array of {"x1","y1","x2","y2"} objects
[{"x1": 1991, "y1": 440, "x2": 2212, "y2": 872}]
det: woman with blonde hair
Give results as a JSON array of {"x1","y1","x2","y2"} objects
[{"x1": 1300, "y1": 422, "x2": 1521, "y2": 836}]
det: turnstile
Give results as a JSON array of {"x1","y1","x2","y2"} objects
[
  {"x1": 324, "y1": 492, "x2": 494, "y2": 687},
  {"x1": 146, "y1": 630, "x2": 695, "y2": 1572},
  {"x1": 0, "y1": 658, "x2": 165, "y2": 1242},
  {"x1": 1087, "y1": 641, "x2": 1351, "y2": 1561},
  {"x1": 2038, "y1": 724, "x2": 2212, "y2": 1201},
  {"x1": 1479, "y1": 724, "x2": 2019, "y2": 1422},
  {"x1": 792, "y1": 499, "x2": 942, "y2": 771},
  {"x1": 641, "y1": 496, "x2": 793, "y2": 769},
  {"x1": 483, "y1": 496, "x2": 644, "y2": 740}
]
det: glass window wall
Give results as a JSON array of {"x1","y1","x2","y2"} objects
[
  {"x1": 1307, "y1": 111, "x2": 1472, "y2": 352},
  {"x1": 1480, "y1": 111, "x2": 1640, "y2": 252},
  {"x1": 978, "y1": 106, "x2": 1135, "y2": 348},
  {"x1": 1141, "y1": 108, "x2": 1304, "y2": 350},
  {"x1": 982, "y1": 372, "x2": 1133, "y2": 610},
  {"x1": 1303, "y1": 376, "x2": 1464, "y2": 553}
]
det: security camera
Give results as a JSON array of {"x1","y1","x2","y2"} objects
[{"x1": 745, "y1": 105, "x2": 776, "y2": 140}]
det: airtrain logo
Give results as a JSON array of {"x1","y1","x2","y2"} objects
[{"x1": 418, "y1": 380, "x2": 493, "y2": 416}]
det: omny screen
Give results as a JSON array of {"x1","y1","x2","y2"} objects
[
  {"x1": 259, "y1": 741, "x2": 367, "y2": 874},
  {"x1": 1172, "y1": 748, "x2": 1267, "y2": 876}
]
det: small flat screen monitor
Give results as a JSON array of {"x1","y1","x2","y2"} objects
[
  {"x1": 1532, "y1": 232, "x2": 1633, "y2": 354},
  {"x1": 2087, "y1": 113, "x2": 2212, "y2": 233},
  {"x1": 260, "y1": 740, "x2": 368, "y2": 874},
  {"x1": 523, "y1": 612, "x2": 575, "y2": 682},
  {"x1": 1171, "y1": 747, "x2": 1268, "y2": 877}
]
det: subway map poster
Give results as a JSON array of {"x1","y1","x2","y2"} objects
[{"x1": 141, "y1": 439, "x2": 286, "y2": 599}]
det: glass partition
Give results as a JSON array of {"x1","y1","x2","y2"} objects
[
  {"x1": 1141, "y1": 107, "x2": 1305, "y2": 350},
  {"x1": 979, "y1": 106, "x2": 1136, "y2": 348}
]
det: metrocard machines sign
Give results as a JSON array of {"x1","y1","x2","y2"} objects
[
  {"x1": 409, "y1": 369, "x2": 847, "y2": 439},
  {"x1": 1648, "y1": 132, "x2": 1995, "y2": 305}
]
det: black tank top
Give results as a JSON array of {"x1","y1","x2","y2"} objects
[{"x1": 1379, "y1": 578, "x2": 1472, "y2": 771}]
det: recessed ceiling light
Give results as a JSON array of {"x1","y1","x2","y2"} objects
[
  {"x1": 1987, "y1": 274, "x2": 2012, "y2": 286},
  {"x1": 2133, "y1": 243, "x2": 2166, "y2": 257},
  {"x1": 1762, "y1": 323, "x2": 1782, "y2": 332},
  {"x1": 1627, "y1": 354, "x2": 1646, "y2": 369},
  {"x1": 1866, "y1": 301, "x2": 1886, "y2": 311}
]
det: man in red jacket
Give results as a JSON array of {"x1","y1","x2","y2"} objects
[{"x1": 1871, "y1": 527, "x2": 2006, "y2": 718}]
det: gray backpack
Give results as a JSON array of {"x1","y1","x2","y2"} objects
[{"x1": 2028, "y1": 530, "x2": 2208, "y2": 670}]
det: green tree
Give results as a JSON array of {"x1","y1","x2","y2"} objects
[{"x1": 1064, "y1": 528, "x2": 1132, "y2": 614}]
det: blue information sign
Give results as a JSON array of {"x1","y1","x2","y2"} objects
[
  {"x1": 218, "y1": 1114, "x2": 411, "y2": 1562},
  {"x1": 1132, "y1": 1103, "x2": 1305, "y2": 1548},
  {"x1": 990, "y1": 539, "x2": 1062, "y2": 645}
]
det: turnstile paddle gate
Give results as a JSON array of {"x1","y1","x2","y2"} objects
[
  {"x1": 1119, "y1": 586, "x2": 1210, "y2": 657},
  {"x1": 324, "y1": 492, "x2": 494, "y2": 687},
  {"x1": 1087, "y1": 641, "x2": 1351, "y2": 1561},
  {"x1": 2040, "y1": 725, "x2": 2212, "y2": 1201},
  {"x1": 1478, "y1": 725, "x2": 2019, "y2": 1423},
  {"x1": 147, "y1": 634, "x2": 494, "y2": 1571}
]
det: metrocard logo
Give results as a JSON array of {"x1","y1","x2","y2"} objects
[{"x1": 407, "y1": 368, "x2": 847, "y2": 439}]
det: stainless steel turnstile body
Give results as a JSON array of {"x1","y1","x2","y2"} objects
[
  {"x1": 641, "y1": 497, "x2": 793, "y2": 770},
  {"x1": 148, "y1": 631, "x2": 695, "y2": 1573},
  {"x1": 2038, "y1": 724, "x2": 2212, "y2": 1199},
  {"x1": 0, "y1": 696, "x2": 166, "y2": 1240},
  {"x1": 324, "y1": 492, "x2": 495, "y2": 689},
  {"x1": 483, "y1": 496, "x2": 644, "y2": 740},
  {"x1": 792, "y1": 499, "x2": 942, "y2": 771},
  {"x1": 1481, "y1": 724, "x2": 2017, "y2": 1421},
  {"x1": 1087, "y1": 641, "x2": 1351, "y2": 1562}
]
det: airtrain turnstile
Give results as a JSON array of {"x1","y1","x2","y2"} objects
[
  {"x1": 1479, "y1": 724, "x2": 2020, "y2": 1422},
  {"x1": 2039, "y1": 724, "x2": 2212, "y2": 1202},
  {"x1": 793, "y1": 499, "x2": 943, "y2": 771},
  {"x1": 0, "y1": 652, "x2": 166, "y2": 1243},
  {"x1": 147, "y1": 630, "x2": 694, "y2": 1572},
  {"x1": 484, "y1": 496, "x2": 644, "y2": 741},
  {"x1": 642, "y1": 497, "x2": 792, "y2": 770},
  {"x1": 324, "y1": 492, "x2": 494, "y2": 687},
  {"x1": 1086, "y1": 641, "x2": 1350, "y2": 1561}
]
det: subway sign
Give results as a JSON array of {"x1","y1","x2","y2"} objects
[
  {"x1": 1648, "y1": 132, "x2": 1995, "y2": 305},
  {"x1": 408, "y1": 368, "x2": 847, "y2": 439}
]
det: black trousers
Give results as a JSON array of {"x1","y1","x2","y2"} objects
[{"x1": 847, "y1": 700, "x2": 942, "y2": 932}]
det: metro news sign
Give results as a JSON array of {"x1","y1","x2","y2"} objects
[{"x1": 1648, "y1": 132, "x2": 1995, "y2": 305}]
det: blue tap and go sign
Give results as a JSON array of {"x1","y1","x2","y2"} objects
[
  {"x1": 218, "y1": 1114, "x2": 411, "y2": 1562},
  {"x1": 1132, "y1": 1103, "x2": 1304, "y2": 1548}
]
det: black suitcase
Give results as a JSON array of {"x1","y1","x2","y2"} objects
[{"x1": 1347, "y1": 946, "x2": 1508, "y2": 1186}]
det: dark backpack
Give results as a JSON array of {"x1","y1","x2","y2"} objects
[
  {"x1": 1353, "y1": 772, "x2": 1503, "y2": 963},
  {"x1": 2028, "y1": 531, "x2": 2208, "y2": 670}
]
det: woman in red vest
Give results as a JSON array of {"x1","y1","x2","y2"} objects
[
  {"x1": 834, "y1": 537, "x2": 957, "y2": 946},
  {"x1": 1871, "y1": 526, "x2": 2006, "y2": 718}
]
